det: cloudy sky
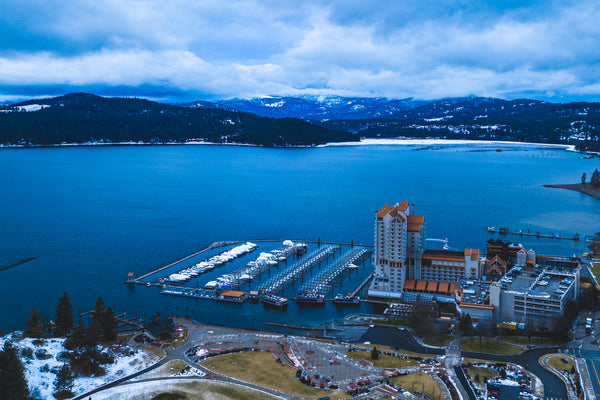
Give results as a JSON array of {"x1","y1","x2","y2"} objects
[{"x1": 1, "y1": 0, "x2": 600, "y2": 103}]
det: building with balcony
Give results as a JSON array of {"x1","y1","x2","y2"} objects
[{"x1": 368, "y1": 201, "x2": 481, "y2": 301}]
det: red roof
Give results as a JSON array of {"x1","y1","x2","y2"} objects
[{"x1": 376, "y1": 201, "x2": 409, "y2": 219}]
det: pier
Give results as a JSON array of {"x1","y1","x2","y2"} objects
[
  {"x1": 351, "y1": 272, "x2": 374, "y2": 297},
  {"x1": 258, "y1": 246, "x2": 337, "y2": 294},
  {"x1": 0, "y1": 256, "x2": 37, "y2": 273},
  {"x1": 132, "y1": 241, "x2": 237, "y2": 283},
  {"x1": 299, "y1": 248, "x2": 372, "y2": 297},
  {"x1": 486, "y1": 227, "x2": 583, "y2": 241}
]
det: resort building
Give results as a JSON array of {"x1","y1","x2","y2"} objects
[
  {"x1": 368, "y1": 201, "x2": 482, "y2": 301},
  {"x1": 456, "y1": 251, "x2": 581, "y2": 330}
]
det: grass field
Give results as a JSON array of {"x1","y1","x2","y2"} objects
[
  {"x1": 171, "y1": 328, "x2": 188, "y2": 349},
  {"x1": 360, "y1": 344, "x2": 434, "y2": 359},
  {"x1": 547, "y1": 355, "x2": 575, "y2": 371},
  {"x1": 392, "y1": 372, "x2": 444, "y2": 400},
  {"x1": 467, "y1": 367, "x2": 498, "y2": 382},
  {"x1": 591, "y1": 262, "x2": 600, "y2": 282},
  {"x1": 95, "y1": 380, "x2": 282, "y2": 400},
  {"x1": 153, "y1": 381, "x2": 279, "y2": 400},
  {"x1": 345, "y1": 351, "x2": 420, "y2": 368},
  {"x1": 373, "y1": 318, "x2": 409, "y2": 327},
  {"x1": 461, "y1": 338, "x2": 523, "y2": 355},
  {"x1": 423, "y1": 335, "x2": 453, "y2": 347},
  {"x1": 201, "y1": 351, "x2": 350, "y2": 399},
  {"x1": 504, "y1": 335, "x2": 555, "y2": 344},
  {"x1": 137, "y1": 360, "x2": 188, "y2": 379}
]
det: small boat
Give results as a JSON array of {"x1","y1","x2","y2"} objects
[
  {"x1": 204, "y1": 281, "x2": 218, "y2": 289},
  {"x1": 486, "y1": 227, "x2": 497, "y2": 232},
  {"x1": 296, "y1": 293, "x2": 325, "y2": 306},
  {"x1": 333, "y1": 294, "x2": 360, "y2": 306},
  {"x1": 262, "y1": 293, "x2": 288, "y2": 308},
  {"x1": 167, "y1": 273, "x2": 190, "y2": 283}
]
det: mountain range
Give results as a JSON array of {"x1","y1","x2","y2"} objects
[
  {"x1": 1, "y1": 93, "x2": 599, "y2": 150},
  {"x1": 184, "y1": 95, "x2": 600, "y2": 151},
  {"x1": 0, "y1": 93, "x2": 355, "y2": 147}
]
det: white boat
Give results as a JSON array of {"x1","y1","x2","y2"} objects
[
  {"x1": 168, "y1": 273, "x2": 190, "y2": 282},
  {"x1": 204, "y1": 281, "x2": 218, "y2": 289}
]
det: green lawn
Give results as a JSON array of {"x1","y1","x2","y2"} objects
[
  {"x1": 504, "y1": 335, "x2": 555, "y2": 345},
  {"x1": 392, "y1": 372, "x2": 444, "y2": 400},
  {"x1": 202, "y1": 351, "x2": 350, "y2": 399},
  {"x1": 591, "y1": 262, "x2": 600, "y2": 282},
  {"x1": 345, "y1": 351, "x2": 420, "y2": 368},
  {"x1": 467, "y1": 367, "x2": 498, "y2": 382},
  {"x1": 372, "y1": 318, "x2": 409, "y2": 327},
  {"x1": 547, "y1": 355, "x2": 575, "y2": 371},
  {"x1": 461, "y1": 338, "x2": 523, "y2": 355},
  {"x1": 423, "y1": 335, "x2": 453, "y2": 347}
]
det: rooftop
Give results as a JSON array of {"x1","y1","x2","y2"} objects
[{"x1": 498, "y1": 264, "x2": 577, "y2": 300}]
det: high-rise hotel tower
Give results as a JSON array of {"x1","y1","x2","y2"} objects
[{"x1": 369, "y1": 201, "x2": 425, "y2": 298}]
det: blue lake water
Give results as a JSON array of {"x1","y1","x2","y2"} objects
[{"x1": 0, "y1": 143, "x2": 599, "y2": 332}]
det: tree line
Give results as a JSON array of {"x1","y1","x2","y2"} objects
[
  {"x1": 581, "y1": 168, "x2": 600, "y2": 187},
  {"x1": 0, "y1": 292, "x2": 119, "y2": 400}
]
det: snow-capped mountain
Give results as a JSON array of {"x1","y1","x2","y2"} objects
[{"x1": 182, "y1": 96, "x2": 427, "y2": 121}]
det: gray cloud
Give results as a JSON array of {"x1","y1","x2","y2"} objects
[{"x1": 1, "y1": 0, "x2": 599, "y2": 102}]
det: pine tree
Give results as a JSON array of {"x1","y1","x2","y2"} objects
[
  {"x1": 25, "y1": 307, "x2": 42, "y2": 338},
  {"x1": 55, "y1": 292, "x2": 74, "y2": 337},
  {"x1": 65, "y1": 318, "x2": 87, "y2": 350},
  {"x1": 103, "y1": 307, "x2": 117, "y2": 343},
  {"x1": 458, "y1": 314, "x2": 472, "y2": 335},
  {"x1": 88, "y1": 297, "x2": 106, "y2": 344},
  {"x1": 582, "y1": 172, "x2": 587, "y2": 185},
  {"x1": 370, "y1": 346, "x2": 379, "y2": 360},
  {"x1": 53, "y1": 363, "x2": 74, "y2": 396},
  {"x1": 592, "y1": 169, "x2": 600, "y2": 187},
  {"x1": 0, "y1": 341, "x2": 30, "y2": 400}
]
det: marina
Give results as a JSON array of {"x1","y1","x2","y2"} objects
[{"x1": 131, "y1": 239, "x2": 376, "y2": 310}]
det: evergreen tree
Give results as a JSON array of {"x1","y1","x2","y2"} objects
[
  {"x1": 88, "y1": 297, "x2": 106, "y2": 344},
  {"x1": 458, "y1": 314, "x2": 473, "y2": 336},
  {"x1": 53, "y1": 363, "x2": 74, "y2": 396},
  {"x1": 370, "y1": 346, "x2": 379, "y2": 360},
  {"x1": 0, "y1": 341, "x2": 30, "y2": 400},
  {"x1": 65, "y1": 319, "x2": 87, "y2": 350},
  {"x1": 592, "y1": 169, "x2": 600, "y2": 187},
  {"x1": 582, "y1": 172, "x2": 587, "y2": 185},
  {"x1": 103, "y1": 307, "x2": 117, "y2": 343},
  {"x1": 589, "y1": 232, "x2": 600, "y2": 256},
  {"x1": 55, "y1": 292, "x2": 74, "y2": 337},
  {"x1": 24, "y1": 307, "x2": 42, "y2": 338}
]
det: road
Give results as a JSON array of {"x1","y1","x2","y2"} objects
[{"x1": 360, "y1": 325, "x2": 568, "y2": 400}]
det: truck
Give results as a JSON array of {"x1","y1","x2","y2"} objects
[{"x1": 586, "y1": 317, "x2": 593, "y2": 334}]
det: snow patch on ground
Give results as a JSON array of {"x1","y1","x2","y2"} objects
[
  {"x1": 321, "y1": 138, "x2": 574, "y2": 150},
  {"x1": 1, "y1": 333, "x2": 160, "y2": 400},
  {"x1": 17, "y1": 104, "x2": 50, "y2": 112}
]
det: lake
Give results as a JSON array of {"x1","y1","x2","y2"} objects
[{"x1": 0, "y1": 142, "x2": 598, "y2": 332}]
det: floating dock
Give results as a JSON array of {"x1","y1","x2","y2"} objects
[
  {"x1": 299, "y1": 248, "x2": 372, "y2": 298},
  {"x1": 258, "y1": 246, "x2": 337, "y2": 294},
  {"x1": 128, "y1": 239, "x2": 376, "y2": 307}
]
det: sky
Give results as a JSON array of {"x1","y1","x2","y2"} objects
[{"x1": 1, "y1": 0, "x2": 600, "y2": 103}]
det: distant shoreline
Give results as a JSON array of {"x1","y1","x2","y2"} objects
[
  {"x1": 544, "y1": 183, "x2": 600, "y2": 201},
  {"x1": 0, "y1": 138, "x2": 577, "y2": 150}
]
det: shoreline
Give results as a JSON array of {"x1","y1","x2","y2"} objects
[
  {"x1": 544, "y1": 183, "x2": 600, "y2": 201},
  {"x1": 0, "y1": 138, "x2": 580, "y2": 151}
]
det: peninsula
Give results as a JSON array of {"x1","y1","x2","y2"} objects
[{"x1": 544, "y1": 183, "x2": 600, "y2": 201}]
